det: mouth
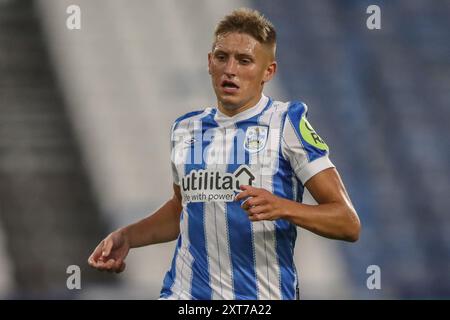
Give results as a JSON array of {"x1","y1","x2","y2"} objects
[{"x1": 221, "y1": 79, "x2": 240, "y2": 94}]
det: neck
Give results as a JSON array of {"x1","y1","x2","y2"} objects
[{"x1": 217, "y1": 93, "x2": 263, "y2": 117}]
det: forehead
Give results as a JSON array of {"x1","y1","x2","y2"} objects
[{"x1": 213, "y1": 32, "x2": 262, "y2": 55}]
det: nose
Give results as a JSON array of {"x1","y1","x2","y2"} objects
[{"x1": 224, "y1": 57, "x2": 237, "y2": 77}]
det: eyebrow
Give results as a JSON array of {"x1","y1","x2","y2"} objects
[
  {"x1": 214, "y1": 50, "x2": 254, "y2": 59},
  {"x1": 235, "y1": 53, "x2": 254, "y2": 60}
]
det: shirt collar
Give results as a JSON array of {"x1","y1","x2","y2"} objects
[{"x1": 214, "y1": 94, "x2": 269, "y2": 126}]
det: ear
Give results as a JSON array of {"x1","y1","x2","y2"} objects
[
  {"x1": 208, "y1": 52, "x2": 212, "y2": 75},
  {"x1": 262, "y1": 60, "x2": 277, "y2": 83}
]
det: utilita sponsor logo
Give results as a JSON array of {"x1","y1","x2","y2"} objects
[{"x1": 181, "y1": 165, "x2": 255, "y2": 203}]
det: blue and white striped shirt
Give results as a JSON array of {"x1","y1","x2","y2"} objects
[{"x1": 160, "y1": 94, "x2": 334, "y2": 300}]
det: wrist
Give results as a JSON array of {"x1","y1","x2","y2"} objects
[
  {"x1": 281, "y1": 198, "x2": 300, "y2": 222},
  {"x1": 118, "y1": 226, "x2": 132, "y2": 247},
  {"x1": 279, "y1": 198, "x2": 293, "y2": 220}
]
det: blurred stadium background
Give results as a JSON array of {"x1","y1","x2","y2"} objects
[{"x1": 0, "y1": 0, "x2": 449, "y2": 299}]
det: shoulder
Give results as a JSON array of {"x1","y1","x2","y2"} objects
[
  {"x1": 171, "y1": 107, "x2": 214, "y2": 131},
  {"x1": 173, "y1": 109, "x2": 207, "y2": 126},
  {"x1": 267, "y1": 98, "x2": 308, "y2": 117},
  {"x1": 282, "y1": 100, "x2": 308, "y2": 132},
  {"x1": 281, "y1": 99, "x2": 330, "y2": 157},
  {"x1": 265, "y1": 99, "x2": 308, "y2": 130},
  {"x1": 286, "y1": 100, "x2": 308, "y2": 118}
]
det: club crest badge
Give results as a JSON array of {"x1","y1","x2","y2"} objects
[{"x1": 244, "y1": 126, "x2": 268, "y2": 153}]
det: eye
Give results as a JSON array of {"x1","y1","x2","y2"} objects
[
  {"x1": 240, "y1": 58, "x2": 251, "y2": 65},
  {"x1": 215, "y1": 54, "x2": 226, "y2": 62}
]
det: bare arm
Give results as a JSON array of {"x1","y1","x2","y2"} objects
[
  {"x1": 236, "y1": 168, "x2": 361, "y2": 242},
  {"x1": 88, "y1": 184, "x2": 182, "y2": 272},
  {"x1": 121, "y1": 183, "x2": 183, "y2": 248},
  {"x1": 287, "y1": 167, "x2": 360, "y2": 241}
]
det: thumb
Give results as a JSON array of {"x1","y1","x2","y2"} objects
[{"x1": 102, "y1": 238, "x2": 113, "y2": 257}]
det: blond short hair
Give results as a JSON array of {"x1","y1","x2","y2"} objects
[{"x1": 214, "y1": 8, "x2": 276, "y2": 58}]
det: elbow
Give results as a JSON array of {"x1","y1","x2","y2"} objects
[
  {"x1": 345, "y1": 225, "x2": 360, "y2": 242},
  {"x1": 342, "y1": 207, "x2": 361, "y2": 242}
]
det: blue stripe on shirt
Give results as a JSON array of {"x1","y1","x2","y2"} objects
[
  {"x1": 160, "y1": 235, "x2": 182, "y2": 298},
  {"x1": 273, "y1": 110, "x2": 298, "y2": 299},
  {"x1": 184, "y1": 109, "x2": 218, "y2": 299},
  {"x1": 225, "y1": 98, "x2": 273, "y2": 299}
]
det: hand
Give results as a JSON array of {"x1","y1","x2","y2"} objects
[
  {"x1": 235, "y1": 185, "x2": 288, "y2": 222},
  {"x1": 88, "y1": 230, "x2": 130, "y2": 273}
]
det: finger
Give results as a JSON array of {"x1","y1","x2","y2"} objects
[
  {"x1": 104, "y1": 258, "x2": 116, "y2": 269},
  {"x1": 88, "y1": 256, "x2": 98, "y2": 267},
  {"x1": 241, "y1": 197, "x2": 252, "y2": 210},
  {"x1": 95, "y1": 260, "x2": 107, "y2": 271},
  {"x1": 235, "y1": 190, "x2": 250, "y2": 202},
  {"x1": 109, "y1": 260, "x2": 125, "y2": 274},
  {"x1": 235, "y1": 185, "x2": 260, "y2": 201},
  {"x1": 88, "y1": 245, "x2": 106, "y2": 268},
  {"x1": 96, "y1": 258, "x2": 113, "y2": 271},
  {"x1": 240, "y1": 185, "x2": 256, "y2": 192},
  {"x1": 102, "y1": 239, "x2": 113, "y2": 258},
  {"x1": 114, "y1": 258, "x2": 124, "y2": 270},
  {"x1": 116, "y1": 262, "x2": 126, "y2": 273},
  {"x1": 88, "y1": 241, "x2": 104, "y2": 263},
  {"x1": 242, "y1": 197, "x2": 266, "y2": 210},
  {"x1": 249, "y1": 213, "x2": 272, "y2": 222},
  {"x1": 249, "y1": 213, "x2": 265, "y2": 222},
  {"x1": 249, "y1": 205, "x2": 270, "y2": 215}
]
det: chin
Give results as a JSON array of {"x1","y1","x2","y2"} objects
[{"x1": 219, "y1": 97, "x2": 242, "y2": 110}]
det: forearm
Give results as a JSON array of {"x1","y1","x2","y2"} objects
[
  {"x1": 120, "y1": 197, "x2": 182, "y2": 248},
  {"x1": 282, "y1": 199, "x2": 360, "y2": 242}
]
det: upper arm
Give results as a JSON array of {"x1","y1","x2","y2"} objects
[
  {"x1": 305, "y1": 167, "x2": 355, "y2": 210},
  {"x1": 173, "y1": 183, "x2": 182, "y2": 204},
  {"x1": 303, "y1": 168, "x2": 361, "y2": 242},
  {"x1": 171, "y1": 120, "x2": 183, "y2": 219},
  {"x1": 172, "y1": 183, "x2": 182, "y2": 214}
]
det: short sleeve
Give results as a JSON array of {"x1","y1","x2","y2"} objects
[
  {"x1": 169, "y1": 109, "x2": 206, "y2": 186},
  {"x1": 281, "y1": 102, "x2": 335, "y2": 184},
  {"x1": 170, "y1": 122, "x2": 180, "y2": 185}
]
